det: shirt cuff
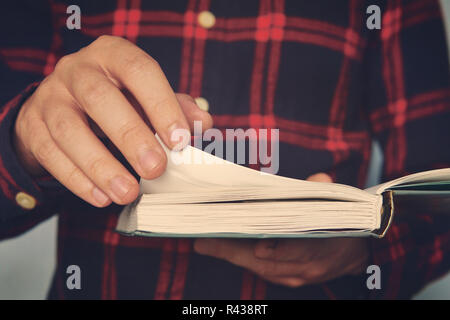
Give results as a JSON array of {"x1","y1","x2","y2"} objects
[{"x1": 0, "y1": 82, "x2": 65, "y2": 220}]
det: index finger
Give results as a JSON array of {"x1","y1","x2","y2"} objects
[{"x1": 91, "y1": 36, "x2": 191, "y2": 149}]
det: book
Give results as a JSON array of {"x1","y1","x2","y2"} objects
[{"x1": 116, "y1": 139, "x2": 450, "y2": 239}]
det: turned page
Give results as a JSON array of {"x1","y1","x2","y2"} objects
[
  {"x1": 366, "y1": 168, "x2": 450, "y2": 195},
  {"x1": 139, "y1": 137, "x2": 375, "y2": 203}
]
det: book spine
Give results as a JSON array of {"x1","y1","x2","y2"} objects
[{"x1": 372, "y1": 191, "x2": 394, "y2": 238}]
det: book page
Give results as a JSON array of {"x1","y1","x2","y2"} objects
[
  {"x1": 136, "y1": 200, "x2": 379, "y2": 234},
  {"x1": 139, "y1": 136, "x2": 375, "y2": 202},
  {"x1": 365, "y1": 168, "x2": 450, "y2": 194}
]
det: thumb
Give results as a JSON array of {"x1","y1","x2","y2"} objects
[{"x1": 306, "y1": 172, "x2": 332, "y2": 183}]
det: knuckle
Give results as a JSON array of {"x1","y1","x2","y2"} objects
[
  {"x1": 118, "y1": 122, "x2": 143, "y2": 144},
  {"x1": 148, "y1": 96, "x2": 171, "y2": 114},
  {"x1": 64, "y1": 167, "x2": 85, "y2": 188},
  {"x1": 88, "y1": 36, "x2": 129, "y2": 58},
  {"x1": 52, "y1": 113, "x2": 84, "y2": 142},
  {"x1": 35, "y1": 76, "x2": 57, "y2": 103},
  {"x1": 34, "y1": 77, "x2": 68, "y2": 117},
  {"x1": 54, "y1": 54, "x2": 76, "y2": 74},
  {"x1": 52, "y1": 116, "x2": 72, "y2": 139},
  {"x1": 95, "y1": 35, "x2": 122, "y2": 47},
  {"x1": 63, "y1": 168, "x2": 98, "y2": 203},
  {"x1": 86, "y1": 157, "x2": 109, "y2": 177},
  {"x1": 123, "y1": 53, "x2": 158, "y2": 78},
  {"x1": 23, "y1": 114, "x2": 41, "y2": 139},
  {"x1": 78, "y1": 79, "x2": 111, "y2": 108},
  {"x1": 33, "y1": 138, "x2": 55, "y2": 165}
]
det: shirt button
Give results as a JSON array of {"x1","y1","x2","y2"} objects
[
  {"x1": 198, "y1": 11, "x2": 216, "y2": 29},
  {"x1": 15, "y1": 192, "x2": 36, "y2": 210},
  {"x1": 194, "y1": 97, "x2": 209, "y2": 112}
]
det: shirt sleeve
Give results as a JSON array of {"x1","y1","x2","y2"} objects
[
  {"x1": 364, "y1": 0, "x2": 450, "y2": 299},
  {"x1": 0, "y1": 1, "x2": 67, "y2": 239}
]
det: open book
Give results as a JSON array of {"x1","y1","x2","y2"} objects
[{"x1": 117, "y1": 140, "x2": 450, "y2": 239}]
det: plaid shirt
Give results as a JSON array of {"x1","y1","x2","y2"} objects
[{"x1": 1, "y1": 0, "x2": 450, "y2": 299}]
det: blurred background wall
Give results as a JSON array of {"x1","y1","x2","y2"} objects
[{"x1": 0, "y1": 1, "x2": 449, "y2": 299}]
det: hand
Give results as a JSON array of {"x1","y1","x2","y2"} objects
[
  {"x1": 13, "y1": 35, "x2": 213, "y2": 207},
  {"x1": 194, "y1": 173, "x2": 369, "y2": 288}
]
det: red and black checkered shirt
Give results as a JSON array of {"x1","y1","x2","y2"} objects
[{"x1": 1, "y1": 0, "x2": 450, "y2": 299}]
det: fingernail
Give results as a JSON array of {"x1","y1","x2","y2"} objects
[
  {"x1": 139, "y1": 149, "x2": 162, "y2": 174},
  {"x1": 92, "y1": 187, "x2": 110, "y2": 206},
  {"x1": 167, "y1": 122, "x2": 190, "y2": 150},
  {"x1": 193, "y1": 97, "x2": 209, "y2": 112},
  {"x1": 110, "y1": 176, "x2": 132, "y2": 200}
]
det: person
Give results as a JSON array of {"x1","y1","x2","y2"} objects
[{"x1": 0, "y1": 0, "x2": 449, "y2": 299}]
